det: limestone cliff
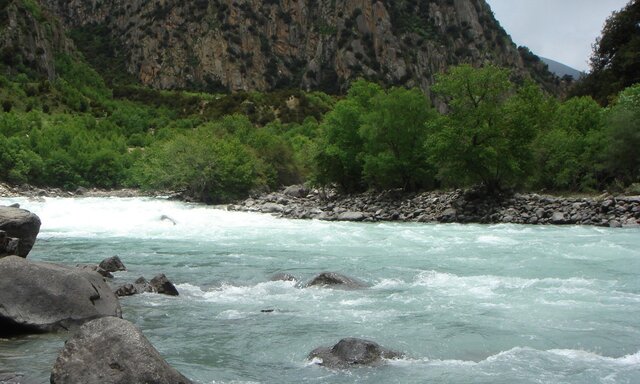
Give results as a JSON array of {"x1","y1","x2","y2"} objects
[
  {"x1": 0, "y1": 0, "x2": 73, "y2": 80},
  {"x1": 39, "y1": 0, "x2": 557, "y2": 93}
]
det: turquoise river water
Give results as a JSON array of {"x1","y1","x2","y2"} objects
[{"x1": 0, "y1": 197, "x2": 639, "y2": 383}]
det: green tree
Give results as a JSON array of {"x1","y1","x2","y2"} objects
[
  {"x1": 427, "y1": 64, "x2": 536, "y2": 192},
  {"x1": 133, "y1": 128, "x2": 259, "y2": 203},
  {"x1": 604, "y1": 83, "x2": 640, "y2": 185},
  {"x1": 360, "y1": 87, "x2": 436, "y2": 190},
  {"x1": 313, "y1": 80, "x2": 383, "y2": 191},
  {"x1": 572, "y1": 0, "x2": 640, "y2": 104}
]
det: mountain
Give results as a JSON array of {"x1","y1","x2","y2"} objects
[
  {"x1": 541, "y1": 57, "x2": 583, "y2": 80},
  {"x1": 30, "y1": 0, "x2": 557, "y2": 95}
]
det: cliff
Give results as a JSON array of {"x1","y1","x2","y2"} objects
[
  {"x1": 38, "y1": 0, "x2": 559, "y2": 94},
  {"x1": 0, "y1": 0, "x2": 73, "y2": 80}
]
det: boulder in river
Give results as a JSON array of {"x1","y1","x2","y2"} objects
[
  {"x1": 76, "y1": 264, "x2": 113, "y2": 278},
  {"x1": 0, "y1": 256, "x2": 121, "y2": 336},
  {"x1": 98, "y1": 256, "x2": 126, "y2": 272},
  {"x1": 305, "y1": 272, "x2": 368, "y2": 289},
  {"x1": 308, "y1": 338, "x2": 402, "y2": 369},
  {"x1": 115, "y1": 275, "x2": 179, "y2": 297},
  {"x1": 50, "y1": 317, "x2": 192, "y2": 384},
  {"x1": 0, "y1": 206, "x2": 41, "y2": 257},
  {"x1": 270, "y1": 272, "x2": 298, "y2": 282}
]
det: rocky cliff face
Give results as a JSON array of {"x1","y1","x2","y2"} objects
[
  {"x1": 39, "y1": 0, "x2": 556, "y2": 93},
  {"x1": 0, "y1": 0, "x2": 73, "y2": 80}
]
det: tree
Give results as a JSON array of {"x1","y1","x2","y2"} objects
[
  {"x1": 427, "y1": 64, "x2": 537, "y2": 192},
  {"x1": 360, "y1": 87, "x2": 436, "y2": 190},
  {"x1": 604, "y1": 84, "x2": 640, "y2": 185},
  {"x1": 313, "y1": 80, "x2": 382, "y2": 192},
  {"x1": 572, "y1": 0, "x2": 640, "y2": 104},
  {"x1": 530, "y1": 96, "x2": 604, "y2": 191}
]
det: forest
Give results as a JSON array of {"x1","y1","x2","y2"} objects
[{"x1": 1, "y1": 1, "x2": 638, "y2": 203}]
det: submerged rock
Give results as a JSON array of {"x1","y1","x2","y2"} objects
[
  {"x1": 305, "y1": 272, "x2": 368, "y2": 289},
  {"x1": 270, "y1": 272, "x2": 298, "y2": 282},
  {"x1": 0, "y1": 256, "x2": 121, "y2": 336},
  {"x1": 0, "y1": 206, "x2": 41, "y2": 257},
  {"x1": 115, "y1": 275, "x2": 179, "y2": 297},
  {"x1": 50, "y1": 317, "x2": 192, "y2": 384},
  {"x1": 308, "y1": 338, "x2": 402, "y2": 369},
  {"x1": 98, "y1": 256, "x2": 126, "y2": 272}
]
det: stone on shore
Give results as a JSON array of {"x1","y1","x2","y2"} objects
[
  {"x1": 0, "y1": 256, "x2": 121, "y2": 336},
  {"x1": 0, "y1": 206, "x2": 41, "y2": 257},
  {"x1": 308, "y1": 338, "x2": 402, "y2": 369},
  {"x1": 50, "y1": 317, "x2": 192, "y2": 384},
  {"x1": 305, "y1": 272, "x2": 368, "y2": 289}
]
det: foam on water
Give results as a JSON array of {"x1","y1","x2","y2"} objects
[{"x1": 1, "y1": 196, "x2": 639, "y2": 384}]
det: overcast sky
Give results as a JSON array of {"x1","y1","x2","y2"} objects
[{"x1": 485, "y1": 0, "x2": 630, "y2": 72}]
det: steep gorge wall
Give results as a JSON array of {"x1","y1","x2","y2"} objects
[{"x1": 40, "y1": 0, "x2": 556, "y2": 93}]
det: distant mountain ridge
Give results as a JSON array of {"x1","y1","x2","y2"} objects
[{"x1": 541, "y1": 57, "x2": 584, "y2": 80}]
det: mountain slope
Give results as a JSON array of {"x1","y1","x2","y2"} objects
[
  {"x1": 39, "y1": 0, "x2": 559, "y2": 94},
  {"x1": 541, "y1": 57, "x2": 583, "y2": 80}
]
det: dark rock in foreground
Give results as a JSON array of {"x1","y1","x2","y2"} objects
[
  {"x1": 115, "y1": 274, "x2": 179, "y2": 297},
  {"x1": 308, "y1": 338, "x2": 402, "y2": 369},
  {"x1": 0, "y1": 206, "x2": 41, "y2": 257},
  {"x1": 50, "y1": 317, "x2": 192, "y2": 384},
  {"x1": 305, "y1": 272, "x2": 368, "y2": 289},
  {"x1": 0, "y1": 256, "x2": 121, "y2": 336},
  {"x1": 98, "y1": 255, "x2": 126, "y2": 272}
]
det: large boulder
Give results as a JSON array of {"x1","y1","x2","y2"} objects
[
  {"x1": 305, "y1": 272, "x2": 368, "y2": 289},
  {"x1": 50, "y1": 317, "x2": 192, "y2": 384},
  {"x1": 308, "y1": 338, "x2": 402, "y2": 369},
  {"x1": 0, "y1": 206, "x2": 41, "y2": 257},
  {"x1": 0, "y1": 256, "x2": 121, "y2": 336}
]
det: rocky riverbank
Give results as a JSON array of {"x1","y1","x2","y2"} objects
[
  {"x1": 0, "y1": 183, "x2": 158, "y2": 199},
  {"x1": 229, "y1": 186, "x2": 640, "y2": 228}
]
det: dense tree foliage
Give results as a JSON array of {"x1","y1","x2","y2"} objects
[
  {"x1": 572, "y1": 0, "x2": 640, "y2": 105},
  {"x1": 1, "y1": 49, "x2": 639, "y2": 201}
]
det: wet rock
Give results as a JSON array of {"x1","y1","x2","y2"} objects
[
  {"x1": 0, "y1": 206, "x2": 41, "y2": 257},
  {"x1": 115, "y1": 275, "x2": 178, "y2": 297},
  {"x1": 0, "y1": 256, "x2": 121, "y2": 336},
  {"x1": 270, "y1": 272, "x2": 298, "y2": 282},
  {"x1": 308, "y1": 338, "x2": 402, "y2": 369},
  {"x1": 50, "y1": 317, "x2": 192, "y2": 384},
  {"x1": 75, "y1": 264, "x2": 113, "y2": 278},
  {"x1": 98, "y1": 256, "x2": 126, "y2": 272},
  {"x1": 150, "y1": 274, "x2": 179, "y2": 296},
  {"x1": 337, "y1": 212, "x2": 366, "y2": 221},
  {"x1": 261, "y1": 203, "x2": 284, "y2": 213},
  {"x1": 305, "y1": 272, "x2": 368, "y2": 289}
]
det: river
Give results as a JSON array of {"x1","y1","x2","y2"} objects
[{"x1": 1, "y1": 197, "x2": 639, "y2": 383}]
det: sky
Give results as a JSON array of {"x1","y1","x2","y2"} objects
[{"x1": 485, "y1": 0, "x2": 630, "y2": 72}]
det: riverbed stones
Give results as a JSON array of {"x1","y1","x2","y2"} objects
[
  {"x1": 305, "y1": 272, "x2": 368, "y2": 289},
  {"x1": 50, "y1": 317, "x2": 192, "y2": 384},
  {"x1": 229, "y1": 186, "x2": 640, "y2": 227},
  {"x1": 308, "y1": 338, "x2": 402, "y2": 369},
  {"x1": 150, "y1": 274, "x2": 179, "y2": 296},
  {"x1": 0, "y1": 206, "x2": 41, "y2": 257},
  {"x1": 0, "y1": 256, "x2": 121, "y2": 335}
]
